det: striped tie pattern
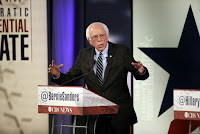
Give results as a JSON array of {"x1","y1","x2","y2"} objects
[{"x1": 96, "y1": 52, "x2": 103, "y2": 86}]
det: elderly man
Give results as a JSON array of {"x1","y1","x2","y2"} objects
[{"x1": 49, "y1": 22, "x2": 149, "y2": 134}]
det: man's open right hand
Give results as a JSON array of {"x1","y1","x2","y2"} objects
[{"x1": 48, "y1": 60, "x2": 63, "y2": 78}]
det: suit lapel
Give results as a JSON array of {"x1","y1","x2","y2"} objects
[
  {"x1": 88, "y1": 47, "x2": 95, "y2": 71},
  {"x1": 103, "y1": 42, "x2": 114, "y2": 88},
  {"x1": 88, "y1": 47, "x2": 101, "y2": 87}
]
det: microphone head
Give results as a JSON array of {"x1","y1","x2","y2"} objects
[{"x1": 93, "y1": 59, "x2": 96, "y2": 65}]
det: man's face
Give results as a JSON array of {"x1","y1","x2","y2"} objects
[{"x1": 88, "y1": 24, "x2": 109, "y2": 52}]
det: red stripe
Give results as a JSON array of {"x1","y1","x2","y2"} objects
[
  {"x1": 174, "y1": 88, "x2": 200, "y2": 91},
  {"x1": 168, "y1": 119, "x2": 199, "y2": 134},
  {"x1": 174, "y1": 111, "x2": 200, "y2": 120},
  {"x1": 38, "y1": 105, "x2": 119, "y2": 115}
]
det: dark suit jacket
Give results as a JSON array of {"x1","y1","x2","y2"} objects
[{"x1": 52, "y1": 42, "x2": 149, "y2": 127}]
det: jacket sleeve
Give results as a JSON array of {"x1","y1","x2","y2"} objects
[
  {"x1": 51, "y1": 50, "x2": 83, "y2": 86},
  {"x1": 123, "y1": 46, "x2": 149, "y2": 80}
]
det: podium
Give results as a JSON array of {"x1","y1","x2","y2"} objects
[
  {"x1": 174, "y1": 89, "x2": 200, "y2": 134},
  {"x1": 38, "y1": 85, "x2": 119, "y2": 134}
]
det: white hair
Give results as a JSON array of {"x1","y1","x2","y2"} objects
[{"x1": 86, "y1": 22, "x2": 109, "y2": 39}]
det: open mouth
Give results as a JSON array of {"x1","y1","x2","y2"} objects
[{"x1": 98, "y1": 44, "x2": 103, "y2": 48}]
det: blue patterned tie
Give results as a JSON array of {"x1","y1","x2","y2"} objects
[{"x1": 96, "y1": 52, "x2": 103, "y2": 86}]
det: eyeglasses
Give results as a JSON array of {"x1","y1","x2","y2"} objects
[{"x1": 89, "y1": 34, "x2": 107, "y2": 41}]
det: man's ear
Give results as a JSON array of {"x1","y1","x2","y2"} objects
[{"x1": 87, "y1": 38, "x2": 91, "y2": 44}]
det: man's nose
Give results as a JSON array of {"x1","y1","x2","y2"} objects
[{"x1": 97, "y1": 36, "x2": 102, "y2": 41}]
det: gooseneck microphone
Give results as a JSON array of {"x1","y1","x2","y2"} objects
[
  {"x1": 60, "y1": 60, "x2": 96, "y2": 86},
  {"x1": 60, "y1": 69, "x2": 94, "y2": 86}
]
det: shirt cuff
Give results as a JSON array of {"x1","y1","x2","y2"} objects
[
  {"x1": 138, "y1": 68, "x2": 146, "y2": 75},
  {"x1": 53, "y1": 72, "x2": 60, "y2": 79}
]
